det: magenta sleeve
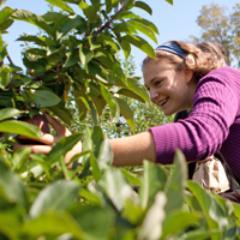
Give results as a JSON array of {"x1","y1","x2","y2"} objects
[{"x1": 150, "y1": 74, "x2": 239, "y2": 164}]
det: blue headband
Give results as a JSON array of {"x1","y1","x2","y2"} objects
[{"x1": 156, "y1": 41, "x2": 187, "y2": 59}]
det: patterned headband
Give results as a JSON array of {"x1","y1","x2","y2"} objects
[{"x1": 156, "y1": 41, "x2": 187, "y2": 59}]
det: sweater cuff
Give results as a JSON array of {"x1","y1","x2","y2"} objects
[{"x1": 149, "y1": 124, "x2": 177, "y2": 164}]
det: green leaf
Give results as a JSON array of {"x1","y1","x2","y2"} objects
[
  {"x1": 91, "y1": 125, "x2": 104, "y2": 157},
  {"x1": 122, "y1": 198, "x2": 144, "y2": 224},
  {"x1": 32, "y1": 89, "x2": 61, "y2": 108},
  {"x1": 130, "y1": 18, "x2": 159, "y2": 34},
  {"x1": 46, "y1": 49, "x2": 64, "y2": 68},
  {"x1": 164, "y1": 150, "x2": 187, "y2": 213},
  {"x1": 71, "y1": 205, "x2": 115, "y2": 239},
  {"x1": 123, "y1": 0, "x2": 135, "y2": 10},
  {"x1": 118, "y1": 88, "x2": 144, "y2": 102},
  {"x1": 115, "y1": 10, "x2": 140, "y2": 20},
  {"x1": 12, "y1": 10, "x2": 53, "y2": 36},
  {"x1": 0, "y1": 120, "x2": 41, "y2": 138},
  {"x1": 17, "y1": 35, "x2": 47, "y2": 46},
  {"x1": 179, "y1": 229, "x2": 222, "y2": 240},
  {"x1": 105, "y1": 0, "x2": 112, "y2": 13},
  {"x1": 119, "y1": 38, "x2": 131, "y2": 59},
  {"x1": 48, "y1": 134, "x2": 81, "y2": 165},
  {"x1": 97, "y1": 33, "x2": 120, "y2": 52},
  {"x1": 100, "y1": 84, "x2": 119, "y2": 117},
  {"x1": 92, "y1": 96, "x2": 106, "y2": 116},
  {"x1": 187, "y1": 181, "x2": 229, "y2": 232},
  {"x1": 79, "y1": 45, "x2": 93, "y2": 70},
  {"x1": 23, "y1": 211, "x2": 83, "y2": 238},
  {"x1": 49, "y1": 104, "x2": 73, "y2": 125},
  {"x1": 21, "y1": 154, "x2": 48, "y2": 179},
  {"x1": 23, "y1": 56, "x2": 47, "y2": 75},
  {"x1": 122, "y1": 35, "x2": 155, "y2": 58},
  {"x1": 0, "y1": 35, "x2": 7, "y2": 60},
  {"x1": 0, "y1": 7, "x2": 14, "y2": 32},
  {"x1": 0, "y1": 212, "x2": 20, "y2": 239},
  {"x1": 0, "y1": 161, "x2": 27, "y2": 208},
  {"x1": 139, "y1": 192, "x2": 166, "y2": 240},
  {"x1": 25, "y1": 48, "x2": 46, "y2": 57},
  {"x1": 135, "y1": 1, "x2": 152, "y2": 15},
  {"x1": 165, "y1": 0, "x2": 173, "y2": 4},
  {"x1": 89, "y1": 126, "x2": 104, "y2": 180},
  {"x1": 233, "y1": 203, "x2": 240, "y2": 220},
  {"x1": 122, "y1": 168, "x2": 141, "y2": 186},
  {"x1": 0, "y1": 65, "x2": 12, "y2": 88},
  {"x1": 11, "y1": 148, "x2": 31, "y2": 172},
  {"x1": 99, "y1": 168, "x2": 136, "y2": 211},
  {"x1": 30, "y1": 180, "x2": 79, "y2": 217},
  {"x1": 123, "y1": 77, "x2": 149, "y2": 102},
  {"x1": 127, "y1": 19, "x2": 158, "y2": 43},
  {"x1": 61, "y1": 15, "x2": 85, "y2": 35},
  {"x1": 63, "y1": 51, "x2": 79, "y2": 68},
  {"x1": 79, "y1": 188, "x2": 102, "y2": 205},
  {"x1": 114, "y1": 19, "x2": 158, "y2": 44},
  {"x1": 115, "y1": 97, "x2": 135, "y2": 132},
  {"x1": 0, "y1": 108, "x2": 21, "y2": 122},
  {"x1": 62, "y1": 0, "x2": 80, "y2": 4},
  {"x1": 79, "y1": 0, "x2": 101, "y2": 22},
  {"x1": 162, "y1": 211, "x2": 200, "y2": 238},
  {"x1": 97, "y1": 139, "x2": 113, "y2": 170},
  {"x1": 45, "y1": 0, "x2": 74, "y2": 14},
  {"x1": 140, "y1": 161, "x2": 167, "y2": 208},
  {"x1": 43, "y1": 12, "x2": 85, "y2": 36}
]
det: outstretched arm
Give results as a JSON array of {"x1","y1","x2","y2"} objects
[
  {"x1": 16, "y1": 115, "x2": 156, "y2": 166},
  {"x1": 110, "y1": 131, "x2": 156, "y2": 166}
]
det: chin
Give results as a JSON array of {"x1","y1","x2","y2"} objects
[
  {"x1": 163, "y1": 107, "x2": 179, "y2": 116},
  {"x1": 163, "y1": 109, "x2": 173, "y2": 116}
]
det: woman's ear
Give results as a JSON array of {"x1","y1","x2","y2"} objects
[
  {"x1": 184, "y1": 54, "x2": 196, "y2": 83},
  {"x1": 185, "y1": 54, "x2": 196, "y2": 70}
]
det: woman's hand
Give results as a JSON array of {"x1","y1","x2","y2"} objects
[{"x1": 15, "y1": 114, "x2": 81, "y2": 165}]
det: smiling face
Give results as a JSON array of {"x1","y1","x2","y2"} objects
[{"x1": 143, "y1": 58, "x2": 197, "y2": 116}]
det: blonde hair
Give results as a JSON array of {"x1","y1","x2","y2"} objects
[{"x1": 142, "y1": 41, "x2": 227, "y2": 82}]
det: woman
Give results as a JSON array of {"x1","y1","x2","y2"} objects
[{"x1": 23, "y1": 41, "x2": 240, "y2": 186}]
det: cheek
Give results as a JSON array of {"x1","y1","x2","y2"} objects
[{"x1": 161, "y1": 83, "x2": 173, "y2": 93}]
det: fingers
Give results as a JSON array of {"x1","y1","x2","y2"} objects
[
  {"x1": 14, "y1": 143, "x2": 52, "y2": 154},
  {"x1": 14, "y1": 139, "x2": 83, "y2": 169},
  {"x1": 30, "y1": 145, "x2": 52, "y2": 154},
  {"x1": 46, "y1": 115, "x2": 71, "y2": 137},
  {"x1": 39, "y1": 133, "x2": 55, "y2": 145}
]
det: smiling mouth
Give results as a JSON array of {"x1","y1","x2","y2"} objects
[{"x1": 158, "y1": 97, "x2": 169, "y2": 107}]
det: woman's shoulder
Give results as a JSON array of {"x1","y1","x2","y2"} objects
[
  {"x1": 194, "y1": 66, "x2": 240, "y2": 102},
  {"x1": 202, "y1": 66, "x2": 240, "y2": 81}
]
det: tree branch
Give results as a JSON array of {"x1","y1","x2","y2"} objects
[
  {"x1": 3, "y1": 47, "x2": 17, "y2": 66},
  {"x1": 93, "y1": 1, "x2": 127, "y2": 37},
  {"x1": 6, "y1": 54, "x2": 15, "y2": 66}
]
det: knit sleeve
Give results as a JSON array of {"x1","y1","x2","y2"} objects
[{"x1": 149, "y1": 75, "x2": 239, "y2": 164}]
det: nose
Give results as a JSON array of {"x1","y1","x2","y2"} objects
[{"x1": 149, "y1": 89, "x2": 159, "y2": 103}]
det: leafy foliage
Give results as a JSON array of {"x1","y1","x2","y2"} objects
[
  {"x1": 0, "y1": 0, "x2": 239, "y2": 239},
  {"x1": 1, "y1": 144, "x2": 240, "y2": 239}
]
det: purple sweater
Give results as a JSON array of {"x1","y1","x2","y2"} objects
[{"x1": 150, "y1": 66, "x2": 240, "y2": 179}]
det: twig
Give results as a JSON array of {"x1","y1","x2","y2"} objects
[
  {"x1": 93, "y1": 1, "x2": 127, "y2": 37},
  {"x1": 6, "y1": 54, "x2": 15, "y2": 66}
]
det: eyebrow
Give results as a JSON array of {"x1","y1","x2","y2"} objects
[{"x1": 145, "y1": 77, "x2": 165, "y2": 88}]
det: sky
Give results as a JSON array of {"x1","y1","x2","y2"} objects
[{"x1": 3, "y1": 0, "x2": 240, "y2": 75}]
